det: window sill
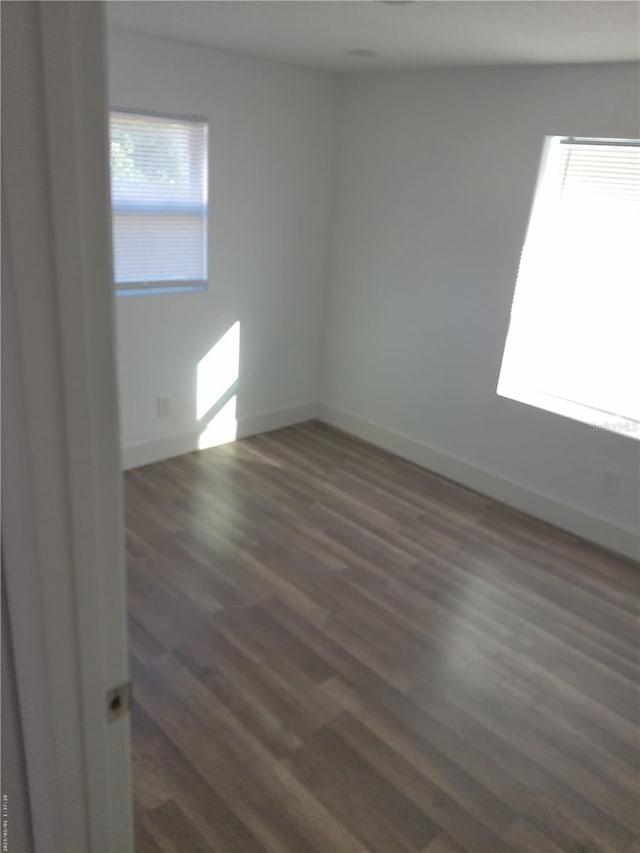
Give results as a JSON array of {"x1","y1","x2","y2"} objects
[
  {"x1": 497, "y1": 382, "x2": 640, "y2": 441},
  {"x1": 115, "y1": 283, "x2": 207, "y2": 298}
]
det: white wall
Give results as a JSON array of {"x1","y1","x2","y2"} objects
[
  {"x1": 322, "y1": 64, "x2": 639, "y2": 555},
  {"x1": 108, "y1": 31, "x2": 337, "y2": 467}
]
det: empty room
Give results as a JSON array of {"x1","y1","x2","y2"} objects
[{"x1": 2, "y1": 1, "x2": 639, "y2": 851}]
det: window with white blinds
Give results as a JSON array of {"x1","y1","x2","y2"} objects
[
  {"x1": 498, "y1": 136, "x2": 640, "y2": 439},
  {"x1": 109, "y1": 109, "x2": 208, "y2": 294}
]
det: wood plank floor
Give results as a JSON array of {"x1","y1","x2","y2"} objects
[{"x1": 125, "y1": 420, "x2": 640, "y2": 853}]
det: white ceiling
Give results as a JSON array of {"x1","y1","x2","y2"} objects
[{"x1": 107, "y1": 1, "x2": 640, "y2": 73}]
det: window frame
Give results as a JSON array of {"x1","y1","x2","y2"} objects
[{"x1": 109, "y1": 106, "x2": 209, "y2": 297}]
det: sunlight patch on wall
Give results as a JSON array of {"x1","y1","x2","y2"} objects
[
  {"x1": 196, "y1": 321, "x2": 240, "y2": 448},
  {"x1": 198, "y1": 395, "x2": 238, "y2": 449},
  {"x1": 196, "y1": 321, "x2": 240, "y2": 421}
]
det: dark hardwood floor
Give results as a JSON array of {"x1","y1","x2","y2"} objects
[{"x1": 125, "y1": 420, "x2": 640, "y2": 853}]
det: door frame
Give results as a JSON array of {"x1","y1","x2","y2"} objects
[{"x1": 2, "y1": 2, "x2": 132, "y2": 849}]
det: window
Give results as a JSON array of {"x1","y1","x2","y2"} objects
[
  {"x1": 497, "y1": 136, "x2": 640, "y2": 439},
  {"x1": 109, "y1": 109, "x2": 208, "y2": 295}
]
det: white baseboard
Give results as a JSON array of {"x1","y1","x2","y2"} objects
[
  {"x1": 318, "y1": 404, "x2": 639, "y2": 562},
  {"x1": 239, "y1": 402, "x2": 319, "y2": 440},
  {"x1": 121, "y1": 399, "x2": 638, "y2": 561},
  {"x1": 121, "y1": 402, "x2": 319, "y2": 471},
  {"x1": 121, "y1": 429, "x2": 200, "y2": 471}
]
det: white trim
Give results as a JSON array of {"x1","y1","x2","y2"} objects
[
  {"x1": 115, "y1": 283, "x2": 207, "y2": 297},
  {"x1": 121, "y1": 402, "x2": 320, "y2": 469},
  {"x1": 39, "y1": 5, "x2": 133, "y2": 850},
  {"x1": 2, "y1": 194, "x2": 62, "y2": 853},
  {"x1": 110, "y1": 104, "x2": 209, "y2": 124},
  {"x1": 2, "y1": 3, "x2": 132, "y2": 850},
  {"x1": 122, "y1": 428, "x2": 204, "y2": 470},
  {"x1": 318, "y1": 404, "x2": 639, "y2": 562},
  {"x1": 239, "y1": 402, "x2": 320, "y2": 440}
]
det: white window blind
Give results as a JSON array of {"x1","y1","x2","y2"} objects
[
  {"x1": 498, "y1": 137, "x2": 640, "y2": 438},
  {"x1": 109, "y1": 109, "x2": 208, "y2": 293}
]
